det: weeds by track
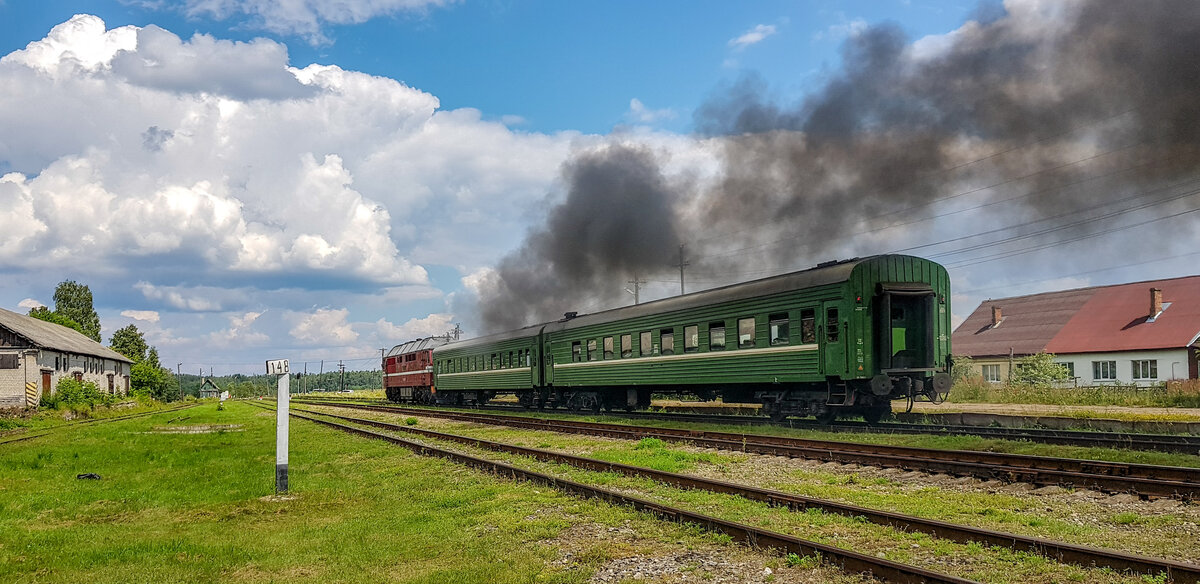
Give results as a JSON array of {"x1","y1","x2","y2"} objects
[
  {"x1": 294, "y1": 404, "x2": 1200, "y2": 583},
  {"x1": 252, "y1": 402, "x2": 977, "y2": 584}
]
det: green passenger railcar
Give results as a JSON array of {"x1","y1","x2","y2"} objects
[{"x1": 428, "y1": 255, "x2": 951, "y2": 422}]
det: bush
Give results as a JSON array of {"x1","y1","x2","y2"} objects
[
  {"x1": 1010, "y1": 353, "x2": 1071, "y2": 386},
  {"x1": 41, "y1": 378, "x2": 112, "y2": 410}
]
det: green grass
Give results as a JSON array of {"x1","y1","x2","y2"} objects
[
  {"x1": 0, "y1": 401, "x2": 749, "y2": 584},
  {"x1": 319, "y1": 406, "x2": 1200, "y2": 572},
  {"x1": 949, "y1": 378, "x2": 1200, "y2": 409}
]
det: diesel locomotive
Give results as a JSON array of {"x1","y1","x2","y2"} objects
[{"x1": 385, "y1": 254, "x2": 952, "y2": 422}]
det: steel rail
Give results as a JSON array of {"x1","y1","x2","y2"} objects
[
  {"x1": 294, "y1": 405, "x2": 1200, "y2": 582},
  {"x1": 295, "y1": 401, "x2": 1200, "y2": 499},
  {"x1": 257, "y1": 403, "x2": 979, "y2": 584}
]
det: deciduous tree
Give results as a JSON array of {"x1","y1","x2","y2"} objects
[{"x1": 52, "y1": 280, "x2": 101, "y2": 342}]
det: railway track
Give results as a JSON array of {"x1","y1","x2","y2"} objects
[
  {"x1": 295, "y1": 400, "x2": 1200, "y2": 500},
  {"x1": 289, "y1": 404, "x2": 1200, "y2": 583},
  {"x1": 253, "y1": 402, "x2": 977, "y2": 584},
  {"x1": 0, "y1": 402, "x2": 201, "y2": 447},
  {"x1": 295, "y1": 396, "x2": 1200, "y2": 454}
]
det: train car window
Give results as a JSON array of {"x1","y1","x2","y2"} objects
[
  {"x1": 769, "y1": 313, "x2": 790, "y2": 346},
  {"x1": 826, "y1": 308, "x2": 840, "y2": 342},
  {"x1": 684, "y1": 325, "x2": 699, "y2": 353},
  {"x1": 709, "y1": 322, "x2": 726, "y2": 350},
  {"x1": 738, "y1": 317, "x2": 756, "y2": 348},
  {"x1": 509, "y1": 351, "x2": 515, "y2": 368},
  {"x1": 572, "y1": 342, "x2": 582, "y2": 362},
  {"x1": 621, "y1": 334, "x2": 632, "y2": 358},
  {"x1": 660, "y1": 328, "x2": 675, "y2": 356},
  {"x1": 588, "y1": 339, "x2": 599, "y2": 361},
  {"x1": 640, "y1": 331, "x2": 652, "y2": 356},
  {"x1": 800, "y1": 309, "x2": 816, "y2": 343},
  {"x1": 603, "y1": 336, "x2": 614, "y2": 359}
]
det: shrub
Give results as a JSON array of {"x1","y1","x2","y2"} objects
[
  {"x1": 1010, "y1": 353, "x2": 1071, "y2": 386},
  {"x1": 41, "y1": 378, "x2": 112, "y2": 410}
]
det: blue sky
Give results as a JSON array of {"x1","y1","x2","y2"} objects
[
  {"x1": 0, "y1": 0, "x2": 979, "y2": 136},
  {"x1": 1, "y1": 0, "x2": 1196, "y2": 374}
]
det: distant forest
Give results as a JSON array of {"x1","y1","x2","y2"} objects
[{"x1": 176, "y1": 369, "x2": 383, "y2": 398}]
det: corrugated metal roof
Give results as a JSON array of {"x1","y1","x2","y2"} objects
[
  {"x1": 386, "y1": 336, "x2": 454, "y2": 357},
  {"x1": 952, "y1": 275, "x2": 1200, "y2": 357},
  {"x1": 0, "y1": 307, "x2": 133, "y2": 362}
]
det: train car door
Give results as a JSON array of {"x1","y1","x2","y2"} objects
[
  {"x1": 875, "y1": 287, "x2": 936, "y2": 371},
  {"x1": 821, "y1": 301, "x2": 847, "y2": 377},
  {"x1": 542, "y1": 339, "x2": 554, "y2": 386}
]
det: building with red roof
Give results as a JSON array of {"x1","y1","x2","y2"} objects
[{"x1": 952, "y1": 275, "x2": 1200, "y2": 386}]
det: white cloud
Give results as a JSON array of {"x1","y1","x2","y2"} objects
[
  {"x1": 134, "y1": 282, "x2": 242, "y2": 312},
  {"x1": 626, "y1": 98, "x2": 677, "y2": 124},
  {"x1": 288, "y1": 307, "x2": 358, "y2": 345},
  {"x1": 18, "y1": 298, "x2": 45, "y2": 310},
  {"x1": 729, "y1": 24, "x2": 777, "y2": 49},
  {"x1": 207, "y1": 310, "x2": 270, "y2": 347},
  {"x1": 813, "y1": 17, "x2": 867, "y2": 42},
  {"x1": 175, "y1": 0, "x2": 455, "y2": 44},
  {"x1": 121, "y1": 310, "x2": 161, "y2": 322},
  {"x1": 374, "y1": 313, "x2": 455, "y2": 342}
]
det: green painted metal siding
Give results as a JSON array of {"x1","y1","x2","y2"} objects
[
  {"x1": 846, "y1": 255, "x2": 952, "y2": 379},
  {"x1": 434, "y1": 335, "x2": 539, "y2": 391},
  {"x1": 548, "y1": 284, "x2": 844, "y2": 387}
]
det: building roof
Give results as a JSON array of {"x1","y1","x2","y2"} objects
[
  {"x1": 0, "y1": 307, "x2": 133, "y2": 363},
  {"x1": 386, "y1": 336, "x2": 455, "y2": 357},
  {"x1": 953, "y1": 275, "x2": 1200, "y2": 357}
]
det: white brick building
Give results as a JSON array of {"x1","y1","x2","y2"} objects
[{"x1": 0, "y1": 307, "x2": 133, "y2": 409}]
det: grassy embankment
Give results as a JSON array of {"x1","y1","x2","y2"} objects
[
  {"x1": 948, "y1": 378, "x2": 1200, "y2": 410},
  {"x1": 2, "y1": 400, "x2": 787, "y2": 584}
]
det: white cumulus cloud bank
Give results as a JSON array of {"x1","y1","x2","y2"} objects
[{"x1": 0, "y1": 14, "x2": 583, "y2": 294}]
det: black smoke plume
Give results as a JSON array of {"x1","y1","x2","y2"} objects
[
  {"x1": 476, "y1": 0, "x2": 1200, "y2": 333},
  {"x1": 477, "y1": 145, "x2": 683, "y2": 331}
]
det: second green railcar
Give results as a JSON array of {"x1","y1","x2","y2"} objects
[{"x1": 426, "y1": 254, "x2": 951, "y2": 421}]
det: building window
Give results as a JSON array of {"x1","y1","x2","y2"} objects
[
  {"x1": 1132, "y1": 359, "x2": 1157, "y2": 380},
  {"x1": 1093, "y1": 360, "x2": 1117, "y2": 381},
  {"x1": 660, "y1": 329, "x2": 675, "y2": 356},
  {"x1": 684, "y1": 325, "x2": 699, "y2": 353},
  {"x1": 588, "y1": 339, "x2": 598, "y2": 361},
  {"x1": 640, "y1": 331, "x2": 652, "y2": 356},
  {"x1": 603, "y1": 337, "x2": 614, "y2": 359},
  {"x1": 620, "y1": 334, "x2": 632, "y2": 358},
  {"x1": 737, "y1": 317, "x2": 755, "y2": 348},
  {"x1": 982, "y1": 364, "x2": 1002, "y2": 382},
  {"x1": 1059, "y1": 362, "x2": 1075, "y2": 378},
  {"x1": 769, "y1": 313, "x2": 789, "y2": 346},
  {"x1": 826, "y1": 308, "x2": 840, "y2": 342},
  {"x1": 0, "y1": 354, "x2": 17, "y2": 369}
]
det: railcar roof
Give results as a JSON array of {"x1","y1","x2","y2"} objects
[
  {"x1": 386, "y1": 336, "x2": 454, "y2": 357},
  {"x1": 438, "y1": 255, "x2": 933, "y2": 353}
]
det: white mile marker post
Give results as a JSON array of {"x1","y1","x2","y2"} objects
[{"x1": 266, "y1": 358, "x2": 290, "y2": 493}]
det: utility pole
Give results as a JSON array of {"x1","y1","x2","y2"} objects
[
  {"x1": 625, "y1": 276, "x2": 646, "y2": 305},
  {"x1": 339, "y1": 361, "x2": 346, "y2": 392},
  {"x1": 676, "y1": 243, "x2": 690, "y2": 295},
  {"x1": 177, "y1": 363, "x2": 183, "y2": 400},
  {"x1": 303, "y1": 362, "x2": 308, "y2": 394},
  {"x1": 380, "y1": 348, "x2": 385, "y2": 391}
]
